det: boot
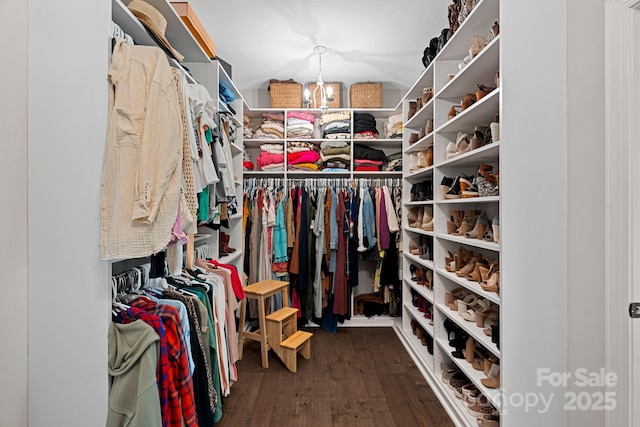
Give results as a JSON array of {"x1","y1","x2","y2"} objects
[
  {"x1": 220, "y1": 232, "x2": 236, "y2": 253},
  {"x1": 408, "y1": 101, "x2": 417, "y2": 120},
  {"x1": 421, "y1": 206, "x2": 434, "y2": 231}
]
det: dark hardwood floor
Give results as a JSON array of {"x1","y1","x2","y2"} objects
[{"x1": 216, "y1": 327, "x2": 454, "y2": 427}]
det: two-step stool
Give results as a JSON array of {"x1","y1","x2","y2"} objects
[{"x1": 237, "y1": 279, "x2": 312, "y2": 372}]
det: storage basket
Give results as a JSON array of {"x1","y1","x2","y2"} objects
[
  {"x1": 350, "y1": 82, "x2": 383, "y2": 108},
  {"x1": 269, "y1": 81, "x2": 303, "y2": 108},
  {"x1": 306, "y1": 82, "x2": 342, "y2": 108}
]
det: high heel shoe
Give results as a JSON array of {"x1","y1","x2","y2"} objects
[
  {"x1": 448, "y1": 105, "x2": 463, "y2": 120},
  {"x1": 492, "y1": 213, "x2": 500, "y2": 243},
  {"x1": 456, "y1": 132, "x2": 471, "y2": 155},
  {"x1": 475, "y1": 84, "x2": 495, "y2": 101},
  {"x1": 444, "y1": 176, "x2": 462, "y2": 199},
  {"x1": 469, "y1": 34, "x2": 488, "y2": 58},
  {"x1": 477, "y1": 164, "x2": 499, "y2": 197},
  {"x1": 470, "y1": 126, "x2": 488, "y2": 150},
  {"x1": 465, "y1": 211, "x2": 489, "y2": 239},
  {"x1": 409, "y1": 207, "x2": 423, "y2": 228},
  {"x1": 481, "y1": 270, "x2": 500, "y2": 293},
  {"x1": 417, "y1": 150, "x2": 429, "y2": 168},
  {"x1": 461, "y1": 93, "x2": 477, "y2": 110},
  {"x1": 446, "y1": 141, "x2": 459, "y2": 159},
  {"x1": 409, "y1": 153, "x2": 418, "y2": 172},
  {"x1": 419, "y1": 235, "x2": 432, "y2": 260},
  {"x1": 481, "y1": 363, "x2": 500, "y2": 389},
  {"x1": 440, "y1": 176, "x2": 455, "y2": 199},
  {"x1": 421, "y1": 206, "x2": 434, "y2": 231},
  {"x1": 426, "y1": 146, "x2": 433, "y2": 166},
  {"x1": 409, "y1": 239, "x2": 422, "y2": 255},
  {"x1": 407, "y1": 207, "x2": 419, "y2": 226},
  {"x1": 409, "y1": 133, "x2": 419, "y2": 144}
]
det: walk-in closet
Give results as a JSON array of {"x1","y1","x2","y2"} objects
[{"x1": 3, "y1": 0, "x2": 631, "y2": 426}]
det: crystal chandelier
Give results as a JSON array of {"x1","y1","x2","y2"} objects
[{"x1": 303, "y1": 45, "x2": 334, "y2": 111}]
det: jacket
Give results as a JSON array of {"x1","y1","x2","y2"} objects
[{"x1": 108, "y1": 320, "x2": 162, "y2": 427}]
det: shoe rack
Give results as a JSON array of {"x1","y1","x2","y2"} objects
[{"x1": 398, "y1": 0, "x2": 501, "y2": 425}]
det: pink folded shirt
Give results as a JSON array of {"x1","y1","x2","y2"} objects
[
  {"x1": 256, "y1": 151, "x2": 285, "y2": 168},
  {"x1": 286, "y1": 111, "x2": 316, "y2": 123},
  {"x1": 287, "y1": 150, "x2": 320, "y2": 165}
]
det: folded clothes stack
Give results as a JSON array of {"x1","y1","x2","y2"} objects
[
  {"x1": 353, "y1": 112, "x2": 379, "y2": 139},
  {"x1": 287, "y1": 141, "x2": 321, "y2": 171},
  {"x1": 385, "y1": 152, "x2": 402, "y2": 172},
  {"x1": 243, "y1": 114, "x2": 254, "y2": 139},
  {"x1": 353, "y1": 144, "x2": 387, "y2": 172},
  {"x1": 320, "y1": 140, "x2": 351, "y2": 171},
  {"x1": 385, "y1": 113, "x2": 403, "y2": 139},
  {"x1": 319, "y1": 110, "x2": 351, "y2": 139},
  {"x1": 287, "y1": 111, "x2": 316, "y2": 139},
  {"x1": 254, "y1": 111, "x2": 285, "y2": 139},
  {"x1": 256, "y1": 143, "x2": 285, "y2": 171}
]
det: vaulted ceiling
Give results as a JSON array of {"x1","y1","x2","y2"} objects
[{"x1": 188, "y1": 0, "x2": 451, "y2": 93}]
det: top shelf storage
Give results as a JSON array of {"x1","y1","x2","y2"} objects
[{"x1": 113, "y1": 0, "x2": 210, "y2": 63}]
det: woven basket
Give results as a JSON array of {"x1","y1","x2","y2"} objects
[
  {"x1": 269, "y1": 81, "x2": 303, "y2": 108},
  {"x1": 350, "y1": 82, "x2": 383, "y2": 108},
  {"x1": 307, "y1": 82, "x2": 341, "y2": 108}
]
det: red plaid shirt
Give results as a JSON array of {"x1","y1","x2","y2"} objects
[
  {"x1": 131, "y1": 298, "x2": 198, "y2": 427},
  {"x1": 116, "y1": 307, "x2": 169, "y2": 427}
]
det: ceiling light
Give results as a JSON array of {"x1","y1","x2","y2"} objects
[{"x1": 303, "y1": 45, "x2": 334, "y2": 111}]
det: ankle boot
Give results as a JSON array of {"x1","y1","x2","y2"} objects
[
  {"x1": 426, "y1": 146, "x2": 433, "y2": 166},
  {"x1": 409, "y1": 133, "x2": 419, "y2": 144},
  {"x1": 409, "y1": 153, "x2": 418, "y2": 172},
  {"x1": 408, "y1": 101, "x2": 417, "y2": 119},
  {"x1": 422, "y1": 87, "x2": 433, "y2": 104},
  {"x1": 417, "y1": 150, "x2": 428, "y2": 168},
  {"x1": 421, "y1": 206, "x2": 434, "y2": 231},
  {"x1": 416, "y1": 97, "x2": 423, "y2": 111}
]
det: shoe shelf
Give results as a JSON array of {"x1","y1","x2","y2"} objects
[
  {"x1": 404, "y1": 226, "x2": 434, "y2": 237},
  {"x1": 436, "y1": 233, "x2": 500, "y2": 252},
  {"x1": 402, "y1": 324, "x2": 436, "y2": 370},
  {"x1": 230, "y1": 142, "x2": 242, "y2": 154},
  {"x1": 404, "y1": 200, "x2": 435, "y2": 207},
  {"x1": 405, "y1": 63, "x2": 435, "y2": 100},
  {"x1": 405, "y1": 302, "x2": 435, "y2": 337},
  {"x1": 405, "y1": 252, "x2": 435, "y2": 270},
  {"x1": 436, "y1": 195, "x2": 500, "y2": 205},
  {"x1": 405, "y1": 98, "x2": 435, "y2": 130},
  {"x1": 436, "y1": 142, "x2": 500, "y2": 168},
  {"x1": 436, "y1": 36, "x2": 500, "y2": 101},
  {"x1": 436, "y1": 303, "x2": 500, "y2": 358},
  {"x1": 221, "y1": 250, "x2": 243, "y2": 264},
  {"x1": 435, "y1": 337, "x2": 502, "y2": 409},
  {"x1": 405, "y1": 132, "x2": 435, "y2": 154},
  {"x1": 359, "y1": 138, "x2": 402, "y2": 149},
  {"x1": 433, "y1": 0, "x2": 500, "y2": 62},
  {"x1": 435, "y1": 89, "x2": 500, "y2": 135},
  {"x1": 406, "y1": 166, "x2": 434, "y2": 180},
  {"x1": 437, "y1": 268, "x2": 500, "y2": 305},
  {"x1": 404, "y1": 277, "x2": 435, "y2": 304},
  {"x1": 400, "y1": 0, "x2": 501, "y2": 424},
  {"x1": 433, "y1": 371, "x2": 486, "y2": 427}
]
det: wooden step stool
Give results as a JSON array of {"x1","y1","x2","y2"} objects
[{"x1": 238, "y1": 279, "x2": 312, "y2": 371}]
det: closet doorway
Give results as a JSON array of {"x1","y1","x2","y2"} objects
[{"x1": 605, "y1": 1, "x2": 640, "y2": 426}]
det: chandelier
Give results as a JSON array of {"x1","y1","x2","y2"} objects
[{"x1": 303, "y1": 45, "x2": 334, "y2": 111}]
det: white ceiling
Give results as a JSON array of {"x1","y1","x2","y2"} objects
[{"x1": 188, "y1": 0, "x2": 450, "y2": 92}]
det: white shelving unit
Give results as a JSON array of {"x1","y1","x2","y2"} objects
[{"x1": 396, "y1": 0, "x2": 501, "y2": 425}]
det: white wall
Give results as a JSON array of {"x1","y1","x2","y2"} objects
[
  {"x1": 501, "y1": 0, "x2": 569, "y2": 425},
  {"x1": 566, "y1": 1, "x2": 606, "y2": 426},
  {"x1": 27, "y1": 0, "x2": 110, "y2": 425},
  {"x1": 0, "y1": 0, "x2": 28, "y2": 425}
]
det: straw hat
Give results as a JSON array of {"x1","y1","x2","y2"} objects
[{"x1": 127, "y1": 0, "x2": 184, "y2": 61}]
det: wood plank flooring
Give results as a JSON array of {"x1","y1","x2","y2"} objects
[{"x1": 217, "y1": 327, "x2": 454, "y2": 427}]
